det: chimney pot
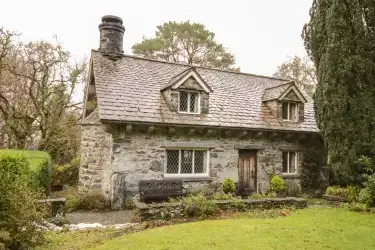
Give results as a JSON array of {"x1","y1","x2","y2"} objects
[{"x1": 98, "y1": 15, "x2": 125, "y2": 57}]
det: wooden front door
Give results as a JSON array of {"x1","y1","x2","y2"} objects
[{"x1": 238, "y1": 150, "x2": 257, "y2": 194}]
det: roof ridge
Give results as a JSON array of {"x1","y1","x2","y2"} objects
[
  {"x1": 91, "y1": 50, "x2": 292, "y2": 82},
  {"x1": 264, "y1": 81, "x2": 294, "y2": 90}
]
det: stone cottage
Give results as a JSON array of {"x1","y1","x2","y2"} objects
[{"x1": 80, "y1": 15, "x2": 322, "y2": 208}]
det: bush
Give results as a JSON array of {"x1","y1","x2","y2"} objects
[
  {"x1": 123, "y1": 198, "x2": 136, "y2": 210},
  {"x1": 300, "y1": 147, "x2": 327, "y2": 193},
  {"x1": 250, "y1": 192, "x2": 276, "y2": 199},
  {"x1": 180, "y1": 193, "x2": 216, "y2": 217},
  {"x1": 325, "y1": 185, "x2": 359, "y2": 202},
  {"x1": 0, "y1": 155, "x2": 45, "y2": 249},
  {"x1": 270, "y1": 175, "x2": 286, "y2": 193},
  {"x1": 222, "y1": 178, "x2": 236, "y2": 194},
  {"x1": 212, "y1": 192, "x2": 233, "y2": 200},
  {"x1": 75, "y1": 192, "x2": 111, "y2": 212},
  {"x1": 0, "y1": 149, "x2": 52, "y2": 195},
  {"x1": 359, "y1": 174, "x2": 375, "y2": 207},
  {"x1": 51, "y1": 157, "x2": 80, "y2": 187}
]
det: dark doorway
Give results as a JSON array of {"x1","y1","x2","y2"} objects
[{"x1": 238, "y1": 150, "x2": 257, "y2": 195}]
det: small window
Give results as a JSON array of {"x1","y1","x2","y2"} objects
[
  {"x1": 282, "y1": 102, "x2": 297, "y2": 121},
  {"x1": 165, "y1": 149, "x2": 208, "y2": 176},
  {"x1": 179, "y1": 91, "x2": 199, "y2": 113},
  {"x1": 282, "y1": 151, "x2": 297, "y2": 174}
]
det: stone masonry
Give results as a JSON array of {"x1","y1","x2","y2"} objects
[{"x1": 80, "y1": 111, "x2": 308, "y2": 209}]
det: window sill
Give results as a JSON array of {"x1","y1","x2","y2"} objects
[
  {"x1": 281, "y1": 173, "x2": 300, "y2": 179},
  {"x1": 162, "y1": 174, "x2": 213, "y2": 182}
]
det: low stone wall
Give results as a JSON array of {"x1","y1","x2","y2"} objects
[{"x1": 136, "y1": 197, "x2": 307, "y2": 221}]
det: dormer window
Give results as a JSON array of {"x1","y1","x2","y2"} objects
[
  {"x1": 179, "y1": 91, "x2": 199, "y2": 114},
  {"x1": 282, "y1": 102, "x2": 297, "y2": 121}
]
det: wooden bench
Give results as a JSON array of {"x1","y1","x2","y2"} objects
[{"x1": 139, "y1": 179, "x2": 184, "y2": 202}]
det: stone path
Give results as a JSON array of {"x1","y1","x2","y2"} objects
[{"x1": 66, "y1": 210, "x2": 135, "y2": 225}]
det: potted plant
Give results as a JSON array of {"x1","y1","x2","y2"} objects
[{"x1": 270, "y1": 175, "x2": 286, "y2": 197}]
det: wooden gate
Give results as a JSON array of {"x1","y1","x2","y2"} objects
[{"x1": 238, "y1": 150, "x2": 257, "y2": 195}]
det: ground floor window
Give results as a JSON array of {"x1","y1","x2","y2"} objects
[
  {"x1": 165, "y1": 149, "x2": 208, "y2": 176},
  {"x1": 282, "y1": 151, "x2": 297, "y2": 173}
]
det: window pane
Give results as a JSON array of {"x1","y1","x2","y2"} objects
[
  {"x1": 282, "y1": 152, "x2": 288, "y2": 173},
  {"x1": 181, "y1": 150, "x2": 193, "y2": 173},
  {"x1": 194, "y1": 151, "x2": 205, "y2": 173},
  {"x1": 282, "y1": 102, "x2": 288, "y2": 120},
  {"x1": 289, "y1": 152, "x2": 296, "y2": 173},
  {"x1": 166, "y1": 150, "x2": 179, "y2": 173},
  {"x1": 289, "y1": 103, "x2": 296, "y2": 121},
  {"x1": 179, "y1": 92, "x2": 188, "y2": 112},
  {"x1": 189, "y1": 93, "x2": 198, "y2": 113}
]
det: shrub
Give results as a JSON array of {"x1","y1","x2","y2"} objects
[
  {"x1": 0, "y1": 149, "x2": 52, "y2": 195},
  {"x1": 49, "y1": 214, "x2": 70, "y2": 226},
  {"x1": 75, "y1": 192, "x2": 111, "y2": 212},
  {"x1": 123, "y1": 198, "x2": 136, "y2": 210},
  {"x1": 222, "y1": 178, "x2": 236, "y2": 194},
  {"x1": 250, "y1": 192, "x2": 276, "y2": 199},
  {"x1": 270, "y1": 175, "x2": 286, "y2": 193},
  {"x1": 325, "y1": 185, "x2": 359, "y2": 202},
  {"x1": 359, "y1": 174, "x2": 375, "y2": 207},
  {"x1": 51, "y1": 156, "x2": 80, "y2": 187},
  {"x1": 300, "y1": 147, "x2": 327, "y2": 194},
  {"x1": 212, "y1": 192, "x2": 233, "y2": 200},
  {"x1": 0, "y1": 155, "x2": 45, "y2": 249},
  {"x1": 180, "y1": 193, "x2": 216, "y2": 217}
]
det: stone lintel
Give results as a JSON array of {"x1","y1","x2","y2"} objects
[
  {"x1": 234, "y1": 144, "x2": 265, "y2": 150},
  {"x1": 278, "y1": 145, "x2": 304, "y2": 151},
  {"x1": 161, "y1": 142, "x2": 216, "y2": 149}
]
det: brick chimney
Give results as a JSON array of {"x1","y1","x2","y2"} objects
[{"x1": 98, "y1": 15, "x2": 125, "y2": 57}]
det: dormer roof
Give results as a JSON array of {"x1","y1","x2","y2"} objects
[
  {"x1": 262, "y1": 81, "x2": 308, "y2": 103},
  {"x1": 161, "y1": 67, "x2": 213, "y2": 93}
]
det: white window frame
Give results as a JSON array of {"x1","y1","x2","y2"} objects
[
  {"x1": 164, "y1": 148, "x2": 210, "y2": 178},
  {"x1": 282, "y1": 102, "x2": 297, "y2": 121},
  {"x1": 178, "y1": 91, "x2": 200, "y2": 114},
  {"x1": 283, "y1": 151, "x2": 298, "y2": 174}
]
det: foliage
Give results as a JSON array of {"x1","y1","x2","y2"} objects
[
  {"x1": 221, "y1": 177, "x2": 236, "y2": 194},
  {"x1": 250, "y1": 192, "x2": 276, "y2": 199},
  {"x1": 51, "y1": 186, "x2": 80, "y2": 213},
  {"x1": 0, "y1": 149, "x2": 52, "y2": 194},
  {"x1": 273, "y1": 56, "x2": 316, "y2": 96},
  {"x1": 179, "y1": 193, "x2": 216, "y2": 218},
  {"x1": 123, "y1": 198, "x2": 136, "y2": 211},
  {"x1": 325, "y1": 186, "x2": 359, "y2": 202},
  {"x1": 359, "y1": 174, "x2": 375, "y2": 207},
  {"x1": 132, "y1": 21, "x2": 237, "y2": 70},
  {"x1": 0, "y1": 155, "x2": 45, "y2": 249},
  {"x1": 303, "y1": 0, "x2": 375, "y2": 186},
  {"x1": 300, "y1": 147, "x2": 327, "y2": 194},
  {"x1": 52, "y1": 156, "x2": 80, "y2": 187},
  {"x1": 49, "y1": 214, "x2": 70, "y2": 227},
  {"x1": 75, "y1": 192, "x2": 111, "y2": 212},
  {"x1": 212, "y1": 192, "x2": 233, "y2": 200},
  {"x1": 0, "y1": 28, "x2": 86, "y2": 153},
  {"x1": 270, "y1": 175, "x2": 286, "y2": 193},
  {"x1": 55, "y1": 208, "x2": 375, "y2": 250}
]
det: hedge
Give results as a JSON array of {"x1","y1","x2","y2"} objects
[{"x1": 0, "y1": 149, "x2": 52, "y2": 194}]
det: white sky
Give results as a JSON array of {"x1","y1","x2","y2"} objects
[{"x1": 0, "y1": 0, "x2": 312, "y2": 76}]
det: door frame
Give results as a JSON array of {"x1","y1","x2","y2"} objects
[{"x1": 237, "y1": 149, "x2": 257, "y2": 195}]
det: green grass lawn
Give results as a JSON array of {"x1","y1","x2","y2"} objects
[
  {"x1": 39, "y1": 208, "x2": 375, "y2": 250},
  {"x1": 0, "y1": 149, "x2": 50, "y2": 170}
]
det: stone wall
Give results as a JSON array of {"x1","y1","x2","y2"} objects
[
  {"x1": 136, "y1": 197, "x2": 308, "y2": 221},
  {"x1": 79, "y1": 115, "x2": 313, "y2": 208}
]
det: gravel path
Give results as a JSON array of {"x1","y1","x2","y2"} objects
[{"x1": 66, "y1": 210, "x2": 135, "y2": 225}]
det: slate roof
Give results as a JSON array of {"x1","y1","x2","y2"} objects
[
  {"x1": 262, "y1": 82, "x2": 293, "y2": 101},
  {"x1": 90, "y1": 50, "x2": 318, "y2": 133}
]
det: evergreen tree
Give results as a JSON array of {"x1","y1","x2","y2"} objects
[{"x1": 303, "y1": 0, "x2": 375, "y2": 185}]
